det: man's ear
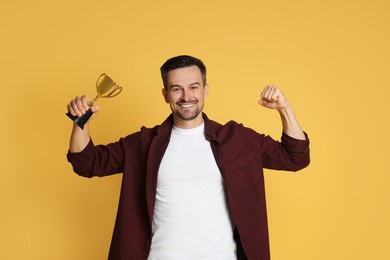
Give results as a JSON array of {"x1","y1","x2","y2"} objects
[
  {"x1": 162, "y1": 88, "x2": 168, "y2": 103},
  {"x1": 204, "y1": 84, "x2": 209, "y2": 99}
]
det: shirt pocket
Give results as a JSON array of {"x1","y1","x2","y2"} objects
[{"x1": 226, "y1": 153, "x2": 262, "y2": 189}]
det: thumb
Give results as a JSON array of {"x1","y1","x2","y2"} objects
[
  {"x1": 90, "y1": 105, "x2": 100, "y2": 113},
  {"x1": 258, "y1": 99, "x2": 267, "y2": 107},
  {"x1": 258, "y1": 99, "x2": 277, "y2": 109}
]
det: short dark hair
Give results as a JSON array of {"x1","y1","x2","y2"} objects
[{"x1": 160, "y1": 55, "x2": 207, "y2": 89}]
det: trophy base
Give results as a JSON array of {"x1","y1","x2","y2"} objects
[{"x1": 66, "y1": 109, "x2": 93, "y2": 130}]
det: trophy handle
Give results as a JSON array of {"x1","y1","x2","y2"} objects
[
  {"x1": 105, "y1": 86, "x2": 122, "y2": 98},
  {"x1": 66, "y1": 109, "x2": 93, "y2": 130}
]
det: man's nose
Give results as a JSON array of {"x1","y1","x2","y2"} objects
[{"x1": 180, "y1": 89, "x2": 190, "y2": 101}]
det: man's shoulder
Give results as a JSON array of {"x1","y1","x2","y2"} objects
[
  {"x1": 205, "y1": 117, "x2": 256, "y2": 140},
  {"x1": 119, "y1": 124, "x2": 159, "y2": 143},
  {"x1": 140, "y1": 124, "x2": 160, "y2": 133},
  {"x1": 207, "y1": 117, "x2": 246, "y2": 131}
]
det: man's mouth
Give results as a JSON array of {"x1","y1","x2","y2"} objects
[{"x1": 177, "y1": 101, "x2": 197, "y2": 109}]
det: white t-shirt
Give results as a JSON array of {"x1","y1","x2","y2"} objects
[{"x1": 148, "y1": 122, "x2": 236, "y2": 260}]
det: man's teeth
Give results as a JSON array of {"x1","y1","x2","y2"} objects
[{"x1": 179, "y1": 103, "x2": 195, "y2": 108}]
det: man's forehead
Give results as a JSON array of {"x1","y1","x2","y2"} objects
[{"x1": 166, "y1": 66, "x2": 203, "y2": 86}]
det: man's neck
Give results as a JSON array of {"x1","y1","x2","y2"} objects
[{"x1": 173, "y1": 115, "x2": 204, "y2": 129}]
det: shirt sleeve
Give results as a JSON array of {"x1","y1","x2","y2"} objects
[
  {"x1": 261, "y1": 131, "x2": 310, "y2": 171},
  {"x1": 66, "y1": 138, "x2": 126, "y2": 178}
]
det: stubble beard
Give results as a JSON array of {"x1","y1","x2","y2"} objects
[{"x1": 174, "y1": 102, "x2": 202, "y2": 121}]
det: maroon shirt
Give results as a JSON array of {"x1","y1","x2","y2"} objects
[{"x1": 67, "y1": 113, "x2": 310, "y2": 260}]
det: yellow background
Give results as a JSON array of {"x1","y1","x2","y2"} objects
[{"x1": 1, "y1": 0, "x2": 389, "y2": 259}]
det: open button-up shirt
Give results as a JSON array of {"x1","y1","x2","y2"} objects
[{"x1": 67, "y1": 113, "x2": 310, "y2": 260}]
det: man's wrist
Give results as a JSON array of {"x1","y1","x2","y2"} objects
[{"x1": 277, "y1": 102, "x2": 291, "y2": 114}]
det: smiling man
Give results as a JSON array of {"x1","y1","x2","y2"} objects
[
  {"x1": 162, "y1": 65, "x2": 208, "y2": 128},
  {"x1": 67, "y1": 55, "x2": 310, "y2": 260}
]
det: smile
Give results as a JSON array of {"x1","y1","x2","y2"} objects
[{"x1": 177, "y1": 101, "x2": 197, "y2": 109}]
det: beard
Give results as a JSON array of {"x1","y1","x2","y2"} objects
[{"x1": 173, "y1": 101, "x2": 203, "y2": 121}]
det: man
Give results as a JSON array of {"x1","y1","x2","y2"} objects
[{"x1": 67, "y1": 55, "x2": 310, "y2": 260}]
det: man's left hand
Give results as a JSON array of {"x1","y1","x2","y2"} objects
[{"x1": 258, "y1": 85, "x2": 290, "y2": 110}]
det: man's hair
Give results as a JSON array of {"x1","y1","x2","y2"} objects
[{"x1": 160, "y1": 55, "x2": 207, "y2": 89}]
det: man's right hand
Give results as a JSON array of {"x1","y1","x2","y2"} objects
[
  {"x1": 67, "y1": 95, "x2": 100, "y2": 117},
  {"x1": 68, "y1": 95, "x2": 99, "y2": 152}
]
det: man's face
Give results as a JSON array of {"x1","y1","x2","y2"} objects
[{"x1": 162, "y1": 65, "x2": 208, "y2": 128}]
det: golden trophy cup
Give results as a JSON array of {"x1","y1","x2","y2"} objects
[{"x1": 66, "y1": 73, "x2": 122, "y2": 129}]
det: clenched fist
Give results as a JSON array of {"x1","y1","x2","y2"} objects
[
  {"x1": 258, "y1": 85, "x2": 290, "y2": 110},
  {"x1": 67, "y1": 95, "x2": 100, "y2": 117}
]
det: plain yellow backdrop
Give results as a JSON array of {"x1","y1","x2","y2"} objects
[{"x1": 1, "y1": 0, "x2": 389, "y2": 259}]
